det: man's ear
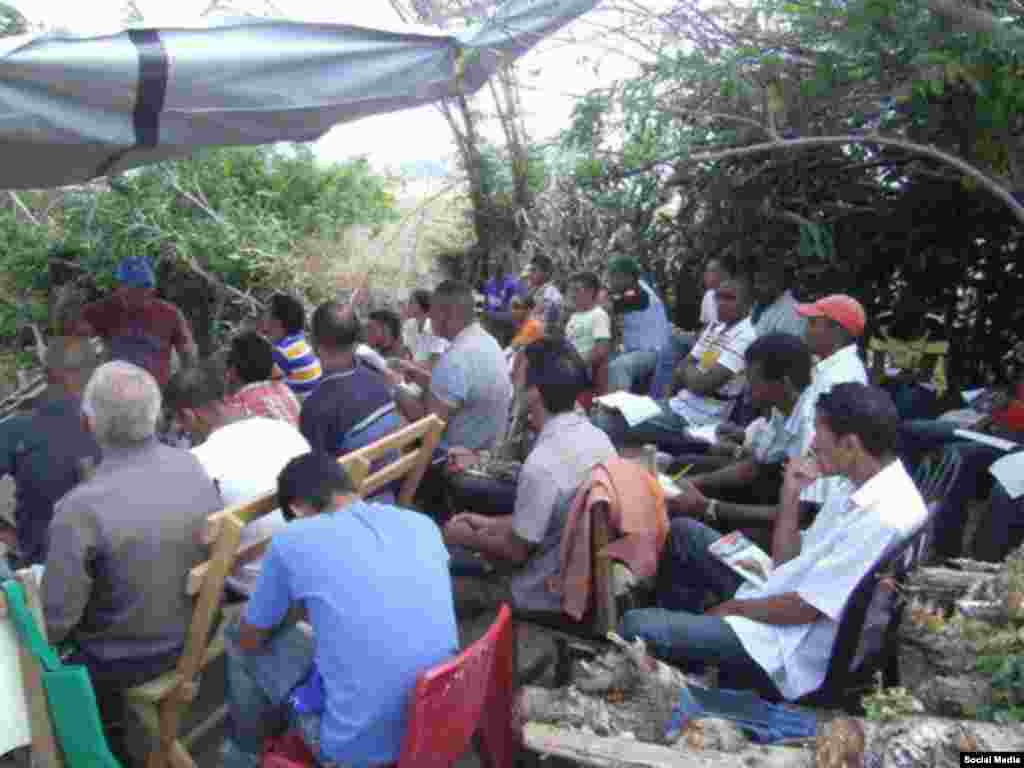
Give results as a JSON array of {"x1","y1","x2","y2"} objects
[{"x1": 80, "y1": 411, "x2": 94, "y2": 436}]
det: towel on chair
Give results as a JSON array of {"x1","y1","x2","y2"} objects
[{"x1": 552, "y1": 457, "x2": 669, "y2": 620}]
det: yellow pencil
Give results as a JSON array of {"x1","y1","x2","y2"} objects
[{"x1": 671, "y1": 464, "x2": 693, "y2": 481}]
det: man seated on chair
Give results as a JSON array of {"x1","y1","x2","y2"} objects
[
  {"x1": 668, "y1": 333, "x2": 814, "y2": 529},
  {"x1": 394, "y1": 279, "x2": 513, "y2": 452},
  {"x1": 443, "y1": 337, "x2": 617, "y2": 612},
  {"x1": 604, "y1": 255, "x2": 670, "y2": 395},
  {"x1": 42, "y1": 361, "x2": 223, "y2": 760},
  {"x1": 222, "y1": 452, "x2": 458, "y2": 768},
  {"x1": 0, "y1": 337, "x2": 101, "y2": 567},
  {"x1": 592, "y1": 274, "x2": 756, "y2": 451},
  {"x1": 301, "y1": 301, "x2": 404, "y2": 458},
  {"x1": 618, "y1": 383, "x2": 927, "y2": 701},
  {"x1": 223, "y1": 331, "x2": 302, "y2": 426},
  {"x1": 165, "y1": 360, "x2": 311, "y2": 596}
]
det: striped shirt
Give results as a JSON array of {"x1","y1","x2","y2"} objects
[{"x1": 272, "y1": 332, "x2": 323, "y2": 397}]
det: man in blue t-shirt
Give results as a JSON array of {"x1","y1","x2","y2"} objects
[{"x1": 221, "y1": 453, "x2": 458, "y2": 768}]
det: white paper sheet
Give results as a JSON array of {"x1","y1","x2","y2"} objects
[
  {"x1": 953, "y1": 429, "x2": 1019, "y2": 452},
  {"x1": 962, "y1": 388, "x2": 987, "y2": 404},
  {"x1": 0, "y1": 612, "x2": 31, "y2": 754},
  {"x1": 938, "y1": 409, "x2": 986, "y2": 427},
  {"x1": 685, "y1": 424, "x2": 720, "y2": 445},
  {"x1": 594, "y1": 392, "x2": 663, "y2": 427},
  {"x1": 990, "y1": 452, "x2": 1024, "y2": 500}
]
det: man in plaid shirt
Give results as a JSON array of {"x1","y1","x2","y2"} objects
[{"x1": 225, "y1": 332, "x2": 301, "y2": 426}]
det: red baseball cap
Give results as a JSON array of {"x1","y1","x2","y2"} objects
[{"x1": 795, "y1": 294, "x2": 866, "y2": 337}]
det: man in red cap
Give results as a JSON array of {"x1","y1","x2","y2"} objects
[{"x1": 792, "y1": 294, "x2": 869, "y2": 507}]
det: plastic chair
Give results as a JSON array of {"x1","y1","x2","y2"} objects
[{"x1": 396, "y1": 604, "x2": 516, "y2": 768}]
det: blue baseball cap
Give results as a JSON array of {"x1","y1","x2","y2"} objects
[{"x1": 116, "y1": 256, "x2": 156, "y2": 288}]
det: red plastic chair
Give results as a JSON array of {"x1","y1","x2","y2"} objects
[{"x1": 396, "y1": 604, "x2": 517, "y2": 768}]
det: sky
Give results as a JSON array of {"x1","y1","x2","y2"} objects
[{"x1": 20, "y1": 0, "x2": 647, "y2": 172}]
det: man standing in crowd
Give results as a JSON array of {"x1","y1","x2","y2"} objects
[
  {"x1": 526, "y1": 254, "x2": 564, "y2": 330},
  {"x1": 222, "y1": 453, "x2": 457, "y2": 768},
  {"x1": 43, "y1": 361, "x2": 222, "y2": 759},
  {"x1": 72, "y1": 256, "x2": 196, "y2": 387},
  {"x1": 402, "y1": 289, "x2": 448, "y2": 368},
  {"x1": 0, "y1": 337, "x2": 101, "y2": 566},
  {"x1": 619, "y1": 384, "x2": 927, "y2": 701},
  {"x1": 265, "y1": 293, "x2": 323, "y2": 399}
]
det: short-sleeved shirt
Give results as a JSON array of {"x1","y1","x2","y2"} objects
[
  {"x1": 0, "y1": 395, "x2": 101, "y2": 565},
  {"x1": 565, "y1": 306, "x2": 612, "y2": 361},
  {"x1": 797, "y1": 345, "x2": 869, "y2": 504},
  {"x1": 80, "y1": 297, "x2": 192, "y2": 387},
  {"x1": 272, "y1": 333, "x2": 323, "y2": 398},
  {"x1": 700, "y1": 289, "x2": 718, "y2": 326},
  {"x1": 748, "y1": 405, "x2": 814, "y2": 466},
  {"x1": 402, "y1": 318, "x2": 448, "y2": 363},
  {"x1": 483, "y1": 276, "x2": 523, "y2": 312},
  {"x1": 225, "y1": 380, "x2": 301, "y2": 426},
  {"x1": 725, "y1": 460, "x2": 927, "y2": 699},
  {"x1": 245, "y1": 501, "x2": 458, "y2": 765},
  {"x1": 430, "y1": 322, "x2": 513, "y2": 451},
  {"x1": 531, "y1": 283, "x2": 564, "y2": 328},
  {"x1": 752, "y1": 291, "x2": 808, "y2": 339},
  {"x1": 299, "y1": 363, "x2": 398, "y2": 458},
  {"x1": 191, "y1": 417, "x2": 311, "y2": 594},
  {"x1": 510, "y1": 413, "x2": 617, "y2": 612},
  {"x1": 668, "y1": 317, "x2": 757, "y2": 427}
]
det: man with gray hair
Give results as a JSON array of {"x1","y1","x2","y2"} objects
[
  {"x1": 0, "y1": 337, "x2": 101, "y2": 566},
  {"x1": 41, "y1": 360, "x2": 222, "y2": 761}
]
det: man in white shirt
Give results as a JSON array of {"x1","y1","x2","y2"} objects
[
  {"x1": 700, "y1": 257, "x2": 728, "y2": 329},
  {"x1": 592, "y1": 276, "x2": 756, "y2": 451},
  {"x1": 401, "y1": 289, "x2": 449, "y2": 367},
  {"x1": 792, "y1": 294, "x2": 869, "y2": 507},
  {"x1": 619, "y1": 383, "x2": 927, "y2": 700},
  {"x1": 165, "y1": 360, "x2": 311, "y2": 595}
]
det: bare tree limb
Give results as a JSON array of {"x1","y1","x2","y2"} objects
[
  {"x1": 649, "y1": 135, "x2": 1024, "y2": 228},
  {"x1": 924, "y1": 0, "x2": 1024, "y2": 47},
  {"x1": 8, "y1": 192, "x2": 40, "y2": 226}
]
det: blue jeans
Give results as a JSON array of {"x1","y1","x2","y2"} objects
[
  {"x1": 650, "y1": 334, "x2": 695, "y2": 400},
  {"x1": 618, "y1": 518, "x2": 755, "y2": 671},
  {"x1": 223, "y1": 619, "x2": 321, "y2": 768},
  {"x1": 607, "y1": 349, "x2": 659, "y2": 394}
]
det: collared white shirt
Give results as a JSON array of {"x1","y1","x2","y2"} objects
[
  {"x1": 795, "y1": 345, "x2": 868, "y2": 504},
  {"x1": 748, "y1": 405, "x2": 811, "y2": 465},
  {"x1": 725, "y1": 460, "x2": 927, "y2": 700}
]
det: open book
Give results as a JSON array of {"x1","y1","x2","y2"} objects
[
  {"x1": 594, "y1": 392, "x2": 663, "y2": 427},
  {"x1": 708, "y1": 531, "x2": 774, "y2": 588}
]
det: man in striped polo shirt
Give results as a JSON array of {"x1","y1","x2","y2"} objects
[{"x1": 265, "y1": 293, "x2": 323, "y2": 399}]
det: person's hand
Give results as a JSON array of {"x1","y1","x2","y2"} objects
[
  {"x1": 782, "y1": 455, "x2": 821, "y2": 500},
  {"x1": 446, "y1": 447, "x2": 480, "y2": 474},
  {"x1": 667, "y1": 479, "x2": 709, "y2": 518},
  {"x1": 707, "y1": 599, "x2": 743, "y2": 618},
  {"x1": 443, "y1": 515, "x2": 477, "y2": 548}
]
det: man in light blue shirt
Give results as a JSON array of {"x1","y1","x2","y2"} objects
[
  {"x1": 605, "y1": 255, "x2": 670, "y2": 394},
  {"x1": 221, "y1": 453, "x2": 458, "y2": 768}
]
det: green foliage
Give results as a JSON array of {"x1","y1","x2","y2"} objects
[{"x1": 1, "y1": 145, "x2": 399, "y2": 350}]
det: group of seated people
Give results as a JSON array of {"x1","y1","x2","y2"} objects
[{"x1": 1, "y1": 246, "x2": 1021, "y2": 767}]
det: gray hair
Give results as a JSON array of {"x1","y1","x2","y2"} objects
[{"x1": 82, "y1": 361, "x2": 162, "y2": 446}]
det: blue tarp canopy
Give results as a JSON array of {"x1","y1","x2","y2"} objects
[{"x1": 0, "y1": 0, "x2": 598, "y2": 189}]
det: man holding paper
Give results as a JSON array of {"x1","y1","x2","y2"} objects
[
  {"x1": 619, "y1": 384, "x2": 927, "y2": 701},
  {"x1": 592, "y1": 275, "x2": 756, "y2": 451}
]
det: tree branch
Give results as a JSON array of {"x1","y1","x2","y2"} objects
[
  {"x1": 650, "y1": 135, "x2": 1024, "y2": 228},
  {"x1": 924, "y1": 0, "x2": 1024, "y2": 47},
  {"x1": 8, "y1": 192, "x2": 40, "y2": 226}
]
